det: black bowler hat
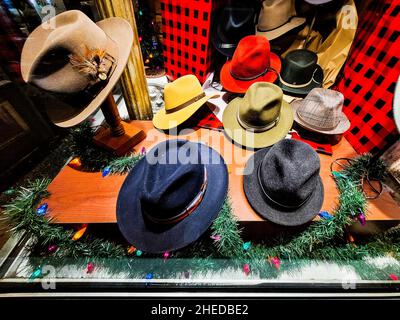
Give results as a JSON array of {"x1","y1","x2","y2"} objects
[
  {"x1": 278, "y1": 49, "x2": 324, "y2": 97},
  {"x1": 211, "y1": 6, "x2": 256, "y2": 58},
  {"x1": 244, "y1": 139, "x2": 324, "y2": 226},
  {"x1": 117, "y1": 139, "x2": 228, "y2": 253}
]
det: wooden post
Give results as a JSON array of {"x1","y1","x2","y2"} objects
[
  {"x1": 95, "y1": 0, "x2": 153, "y2": 120},
  {"x1": 100, "y1": 93, "x2": 125, "y2": 137},
  {"x1": 93, "y1": 93, "x2": 146, "y2": 155}
]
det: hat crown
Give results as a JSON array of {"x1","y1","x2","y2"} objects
[
  {"x1": 259, "y1": 139, "x2": 320, "y2": 208},
  {"x1": 24, "y1": 10, "x2": 111, "y2": 93},
  {"x1": 297, "y1": 88, "x2": 344, "y2": 130},
  {"x1": 217, "y1": 7, "x2": 255, "y2": 42},
  {"x1": 281, "y1": 49, "x2": 318, "y2": 85},
  {"x1": 230, "y1": 36, "x2": 271, "y2": 79},
  {"x1": 258, "y1": 0, "x2": 297, "y2": 31},
  {"x1": 164, "y1": 75, "x2": 204, "y2": 112},
  {"x1": 140, "y1": 142, "x2": 205, "y2": 222},
  {"x1": 239, "y1": 82, "x2": 282, "y2": 128}
]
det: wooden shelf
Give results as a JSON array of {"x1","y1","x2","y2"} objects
[{"x1": 43, "y1": 120, "x2": 400, "y2": 224}]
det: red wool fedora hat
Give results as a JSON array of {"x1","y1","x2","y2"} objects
[{"x1": 220, "y1": 35, "x2": 281, "y2": 93}]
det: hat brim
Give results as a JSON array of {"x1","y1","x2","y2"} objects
[
  {"x1": 291, "y1": 99, "x2": 351, "y2": 135},
  {"x1": 278, "y1": 64, "x2": 323, "y2": 97},
  {"x1": 152, "y1": 94, "x2": 218, "y2": 130},
  {"x1": 220, "y1": 53, "x2": 281, "y2": 93},
  {"x1": 211, "y1": 38, "x2": 237, "y2": 58},
  {"x1": 21, "y1": 18, "x2": 133, "y2": 127},
  {"x1": 222, "y1": 97, "x2": 294, "y2": 149},
  {"x1": 243, "y1": 147, "x2": 324, "y2": 226},
  {"x1": 256, "y1": 17, "x2": 306, "y2": 41},
  {"x1": 116, "y1": 139, "x2": 228, "y2": 253}
]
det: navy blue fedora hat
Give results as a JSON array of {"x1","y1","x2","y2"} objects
[{"x1": 117, "y1": 139, "x2": 228, "y2": 253}]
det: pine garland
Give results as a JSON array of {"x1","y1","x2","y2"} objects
[
  {"x1": 68, "y1": 122, "x2": 116, "y2": 172},
  {"x1": 2, "y1": 122, "x2": 400, "y2": 280},
  {"x1": 105, "y1": 154, "x2": 143, "y2": 175},
  {"x1": 211, "y1": 200, "x2": 243, "y2": 257}
]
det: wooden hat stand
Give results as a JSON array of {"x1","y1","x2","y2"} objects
[{"x1": 93, "y1": 93, "x2": 146, "y2": 156}]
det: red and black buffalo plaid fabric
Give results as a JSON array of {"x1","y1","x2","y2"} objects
[
  {"x1": 336, "y1": 0, "x2": 400, "y2": 154},
  {"x1": 160, "y1": 0, "x2": 224, "y2": 84},
  {"x1": 193, "y1": 108, "x2": 223, "y2": 131}
]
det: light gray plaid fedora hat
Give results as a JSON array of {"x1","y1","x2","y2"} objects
[{"x1": 291, "y1": 88, "x2": 350, "y2": 135}]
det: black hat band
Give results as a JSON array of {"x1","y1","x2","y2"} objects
[
  {"x1": 237, "y1": 109, "x2": 280, "y2": 133},
  {"x1": 257, "y1": 16, "x2": 298, "y2": 33},
  {"x1": 279, "y1": 68, "x2": 320, "y2": 89},
  {"x1": 257, "y1": 163, "x2": 312, "y2": 209},
  {"x1": 230, "y1": 66, "x2": 278, "y2": 81}
]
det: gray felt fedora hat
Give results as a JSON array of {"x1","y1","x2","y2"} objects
[{"x1": 243, "y1": 139, "x2": 324, "y2": 226}]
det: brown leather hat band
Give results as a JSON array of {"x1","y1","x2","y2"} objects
[
  {"x1": 143, "y1": 167, "x2": 208, "y2": 225},
  {"x1": 165, "y1": 92, "x2": 206, "y2": 114}
]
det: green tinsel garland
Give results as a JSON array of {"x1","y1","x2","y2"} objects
[{"x1": 2, "y1": 122, "x2": 400, "y2": 280}]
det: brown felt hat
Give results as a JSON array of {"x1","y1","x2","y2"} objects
[
  {"x1": 20, "y1": 10, "x2": 133, "y2": 127},
  {"x1": 256, "y1": 0, "x2": 306, "y2": 41}
]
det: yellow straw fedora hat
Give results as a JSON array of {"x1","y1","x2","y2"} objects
[
  {"x1": 153, "y1": 75, "x2": 218, "y2": 130},
  {"x1": 20, "y1": 10, "x2": 133, "y2": 127},
  {"x1": 222, "y1": 82, "x2": 293, "y2": 149}
]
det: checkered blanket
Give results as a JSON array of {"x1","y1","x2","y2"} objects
[{"x1": 336, "y1": 0, "x2": 400, "y2": 154}]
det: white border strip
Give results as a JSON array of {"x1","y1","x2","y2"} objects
[
  {"x1": 1, "y1": 278, "x2": 399, "y2": 284},
  {"x1": 1, "y1": 292, "x2": 400, "y2": 298}
]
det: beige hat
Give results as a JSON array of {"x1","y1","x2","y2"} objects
[
  {"x1": 20, "y1": 10, "x2": 133, "y2": 127},
  {"x1": 256, "y1": 0, "x2": 306, "y2": 41},
  {"x1": 222, "y1": 82, "x2": 293, "y2": 149},
  {"x1": 291, "y1": 88, "x2": 351, "y2": 135}
]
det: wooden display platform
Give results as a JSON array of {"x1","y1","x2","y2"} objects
[{"x1": 44, "y1": 120, "x2": 400, "y2": 224}]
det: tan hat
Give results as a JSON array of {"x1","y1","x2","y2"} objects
[
  {"x1": 222, "y1": 82, "x2": 293, "y2": 149},
  {"x1": 291, "y1": 88, "x2": 351, "y2": 135},
  {"x1": 256, "y1": 0, "x2": 306, "y2": 41},
  {"x1": 20, "y1": 10, "x2": 133, "y2": 127},
  {"x1": 153, "y1": 75, "x2": 218, "y2": 130}
]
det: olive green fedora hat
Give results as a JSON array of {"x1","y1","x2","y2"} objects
[{"x1": 222, "y1": 82, "x2": 293, "y2": 149}]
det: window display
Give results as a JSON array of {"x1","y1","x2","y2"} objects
[{"x1": 0, "y1": 0, "x2": 399, "y2": 308}]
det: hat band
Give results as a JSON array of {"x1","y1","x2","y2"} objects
[
  {"x1": 144, "y1": 167, "x2": 208, "y2": 225},
  {"x1": 230, "y1": 66, "x2": 278, "y2": 81},
  {"x1": 296, "y1": 108, "x2": 339, "y2": 132},
  {"x1": 69, "y1": 48, "x2": 117, "y2": 84},
  {"x1": 237, "y1": 110, "x2": 279, "y2": 133},
  {"x1": 257, "y1": 164, "x2": 312, "y2": 209},
  {"x1": 257, "y1": 15, "x2": 299, "y2": 33},
  {"x1": 165, "y1": 92, "x2": 206, "y2": 114},
  {"x1": 279, "y1": 68, "x2": 320, "y2": 89},
  {"x1": 219, "y1": 43, "x2": 236, "y2": 49}
]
